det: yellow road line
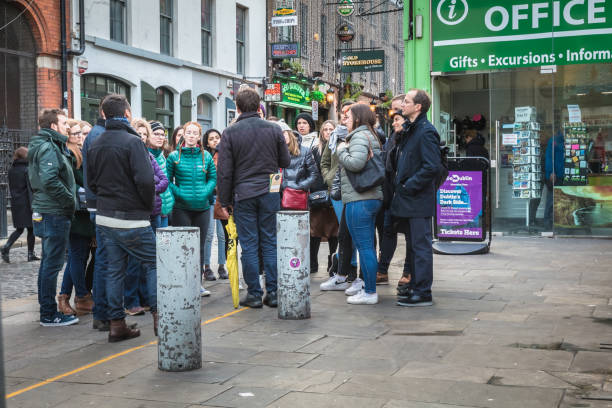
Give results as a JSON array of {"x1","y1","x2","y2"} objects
[{"x1": 6, "y1": 307, "x2": 249, "y2": 399}]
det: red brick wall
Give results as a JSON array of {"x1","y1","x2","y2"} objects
[{"x1": 15, "y1": 0, "x2": 74, "y2": 116}]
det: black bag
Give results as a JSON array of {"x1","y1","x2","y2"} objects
[
  {"x1": 345, "y1": 133, "x2": 385, "y2": 193},
  {"x1": 330, "y1": 166, "x2": 342, "y2": 201},
  {"x1": 435, "y1": 141, "x2": 450, "y2": 190},
  {"x1": 308, "y1": 190, "x2": 330, "y2": 208}
]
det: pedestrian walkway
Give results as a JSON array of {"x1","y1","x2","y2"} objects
[{"x1": 2, "y1": 237, "x2": 612, "y2": 407}]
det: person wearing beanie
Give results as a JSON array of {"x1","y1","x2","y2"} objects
[{"x1": 295, "y1": 113, "x2": 318, "y2": 148}]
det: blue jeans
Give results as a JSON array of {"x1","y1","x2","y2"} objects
[
  {"x1": 344, "y1": 200, "x2": 382, "y2": 294},
  {"x1": 98, "y1": 225, "x2": 157, "y2": 320},
  {"x1": 331, "y1": 198, "x2": 357, "y2": 267},
  {"x1": 32, "y1": 214, "x2": 71, "y2": 318},
  {"x1": 90, "y1": 213, "x2": 109, "y2": 321},
  {"x1": 204, "y1": 198, "x2": 226, "y2": 266},
  {"x1": 60, "y1": 233, "x2": 90, "y2": 297},
  {"x1": 124, "y1": 256, "x2": 148, "y2": 309},
  {"x1": 233, "y1": 193, "x2": 279, "y2": 297},
  {"x1": 150, "y1": 214, "x2": 169, "y2": 231}
]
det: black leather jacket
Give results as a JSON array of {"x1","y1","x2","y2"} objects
[{"x1": 282, "y1": 145, "x2": 319, "y2": 191}]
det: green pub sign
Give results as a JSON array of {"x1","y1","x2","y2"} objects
[
  {"x1": 432, "y1": 0, "x2": 612, "y2": 72},
  {"x1": 340, "y1": 50, "x2": 385, "y2": 73},
  {"x1": 281, "y1": 82, "x2": 310, "y2": 106}
]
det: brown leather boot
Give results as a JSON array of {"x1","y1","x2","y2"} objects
[
  {"x1": 57, "y1": 294, "x2": 76, "y2": 315},
  {"x1": 108, "y1": 319, "x2": 140, "y2": 343},
  {"x1": 75, "y1": 293, "x2": 94, "y2": 314},
  {"x1": 152, "y1": 311, "x2": 159, "y2": 336}
]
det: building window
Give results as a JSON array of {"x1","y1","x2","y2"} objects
[
  {"x1": 201, "y1": 0, "x2": 212, "y2": 66},
  {"x1": 300, "y1": 4, "x2": 308, "y2": 56},
  {"x1": 320, "y1": 14, "x2": 326, "y2": 62},
  {"x1": 110, "y1": 0, "x2": 126, "y2": 43},
  {"x1": 156, "y1": 87, "x2": 174, "y2": 130},
  {"x1": 81, "y1": 75, "x2": 130, "y2": 125},
  {"x1": 279, "y1": 26, "x2": 293, "y2": 42},
  {"x1": 160, "y1": 0, "x2": 173, "y2": 55},
  {"x1": 197, "y1": 94, "x2": 213, "y2": 131},
  {"x1": 236, "y1": 6, "x2": 246, "y2": 75}
]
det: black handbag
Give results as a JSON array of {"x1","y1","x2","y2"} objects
[
  {"x1": 308, "y1": 190, "x2": 330, "y2": 208},
  {"x1": 345, "y1": 133, "x2": 385, "y2": 193}
]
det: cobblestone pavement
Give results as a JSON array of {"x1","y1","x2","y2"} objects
[
  {"x1": 2, "y1": 237, "x2": 612, "y2": 408},
  {"x1": 0, "y1": 244, "x2": 43, "y2": 300}
]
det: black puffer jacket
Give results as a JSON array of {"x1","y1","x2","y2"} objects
[
  {"x1": 309, "y1": 146, "x2": 328, "y2": 193},
  {"x1": 8, "y1": 159, "x2": 32, "y2": 228},
  {"x1": 465, "y1": 133, "x2": 489, "y2": 160},
  {"x1": 282, "y1": 146, "x2": 319, "y2": 191}
]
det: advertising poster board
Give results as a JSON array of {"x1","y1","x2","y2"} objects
[{"x1": 436, "y1": 170, "x2": 484, "y2": 241}]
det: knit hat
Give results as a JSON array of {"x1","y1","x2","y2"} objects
[
  {"x1": 150, "y1": 121, "x2": 164, "y2": 133},
  {"x1": 295, "y1": 113, "x2": 315, "y2": 133},
  {"x1": 259, "y1": 103, "x2": 267, "y2": 118}
]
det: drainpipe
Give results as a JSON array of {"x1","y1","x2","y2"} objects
[{"x1": 60, "y1": 0, "x2": 85, "y2": 111}]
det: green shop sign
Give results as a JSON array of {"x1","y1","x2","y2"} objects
[
  {"x1": 281, "y1": 82, "x2": 310, "y2": 107},
  {"x1": 432, "y1": 0, "x2": 612, "y2": 72},
  {"x1": 340, "y1": 49, "x2": 385, "y2": 73}
]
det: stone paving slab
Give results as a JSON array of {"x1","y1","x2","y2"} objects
[{"x1": 3, "y1": 237, "x2": 612, "y2": 408}]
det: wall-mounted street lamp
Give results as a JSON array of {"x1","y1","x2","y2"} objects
[
  {"x1": 326, "y1": 90, "x2": 335, "y2": 104},
  {"x1": 369, "y1": 99, "x2": 377, "y2": 112}
]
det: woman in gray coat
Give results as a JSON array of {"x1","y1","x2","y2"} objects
[{"x1": 335, "y1": 104, "x2": 383, "y2": 305}]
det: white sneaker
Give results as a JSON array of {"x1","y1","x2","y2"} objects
[
  {"x1": 200, "y1": 286, "x2": 211, "y2": 297},
  {"x1": 347, "y1": 289, "x2": 378, "y2": 305},
  {"x1": 344, "y1": 278, "x2": 364, "y2": 296},
  {"x1": 259, "y1": 274, "x2": 265, "y2": 291},
  {"x1": 320, "y1": 274, "x2": 350, "y2": 291}
]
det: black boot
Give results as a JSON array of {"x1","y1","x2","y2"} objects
[
  {"x1": 28, "y1": 251, "x2": 40, "y2": 262},
  {"x1": 1, "y1": 245, "x2": 10, "y2": 263}
]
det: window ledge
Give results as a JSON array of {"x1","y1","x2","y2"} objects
[{"x1": 85, "y1": 36, "x2": 255, "y2": 82}]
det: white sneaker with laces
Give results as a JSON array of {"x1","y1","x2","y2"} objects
[
  {"x1": 320, "y1": 274, "x2": 350, "y2": 291},
  {"x1": 200, "y1": 286, "x2": 211, "y2": 297},
  {"x1": 344, "y1": 278, "x2": 364, "y2": 296},
  {"x1": 347, "y1": 289, "x2": 378, "y2": 305}
]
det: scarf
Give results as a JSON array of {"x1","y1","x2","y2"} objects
[{"x1": 329, "y1": 125, "x2": 348, "y2": 155}]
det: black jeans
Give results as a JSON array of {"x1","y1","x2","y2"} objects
[
  {"x1": 172, "y1": 208, "x2": 211, "y2": 271},
  {"x1": 378, "y1": 210, "x2": 411, "y2": 277},
  {"x1": 310, "y1": 237, "x2": 338, "y2": 272},
  {"x1": 4, "y1": 227, "x2": 35, "y2": 252},
  {"x1": 397, "y1": 217, "x2": 433, "y2": 296}
]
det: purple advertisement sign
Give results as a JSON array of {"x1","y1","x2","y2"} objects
[{"x1": 436, "y1": 171, "x2": 483, "y2": 240}]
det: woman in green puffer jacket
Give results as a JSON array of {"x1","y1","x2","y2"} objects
[
  {"x1": 148, "y1": 121, "x2": 175, "y2": 228},
  {"x1": 166, "y1": 121, "x2": 217, "y2": 296}
]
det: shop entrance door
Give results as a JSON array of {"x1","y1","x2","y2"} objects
[{"x1": 489, "y1": 68, "x2": 555, "y2": 235}]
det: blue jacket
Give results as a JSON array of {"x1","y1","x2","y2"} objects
[
  {"x1": 82, "y1": 117, "x2": 105, "y2": 210},
  {"x1": 389, "y1": 113, "x2": 442, "y2": 218},
  {"x1": 545, "y1": 133, "x2": 564, "y2": 181}
]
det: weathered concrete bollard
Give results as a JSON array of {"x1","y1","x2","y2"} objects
[
  {"x1": 156, "y1": 227, "x2": 202, "y2": 371},
  {"x1": 276, "y1": 211, "x2": 310, "y2": 320}
]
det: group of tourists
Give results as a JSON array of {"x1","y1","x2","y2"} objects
[{"x1": 10, "y1": 85, "x2": 442, "y2": 342}]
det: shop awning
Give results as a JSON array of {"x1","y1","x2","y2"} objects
[{"x1": 271, "y1": 101, "x2": 312, "y2": 112}]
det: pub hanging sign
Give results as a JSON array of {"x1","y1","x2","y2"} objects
[{"x1": 340, "y1": 50, "x2": 385, "y2": 73}]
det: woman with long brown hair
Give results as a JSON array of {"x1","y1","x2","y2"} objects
[{"x1": 335, "y1": 104, "x2": 383, "y2": 305}]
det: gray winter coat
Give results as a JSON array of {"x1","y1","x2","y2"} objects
[{"x1": 336, "y1": 125, "x2": 383, "y2": 204}]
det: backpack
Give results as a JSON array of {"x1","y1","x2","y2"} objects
[{"x1": 436, "y1": 141, "x2": 450, "y2": 190}]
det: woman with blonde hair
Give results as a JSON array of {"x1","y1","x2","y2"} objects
[
  {"x1": 57, "y1": 119, "x2": 95, "y2": 316},
  {"x1": 309, "y1": 120, "x2": 339, "y2": 274},
  {"x1": 167, "y1": 121, "x2": 217, "y2": 295}
]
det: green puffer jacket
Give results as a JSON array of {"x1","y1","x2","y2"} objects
[
  {"x1": 27, "y1": 128, "x2": 76, "y2": 217},
  {"x1": 320, "y1": 141, "x2": 339, "y2": 189},
  {"x1": 166, "y1": 146, "x2": 216, "y2": 211},
  {"x1": 149, "y1": 148, "x2": 175, "y2": 216},
  {"x1": 336, "y1": 125, "x2": 383, "y2": 204}
]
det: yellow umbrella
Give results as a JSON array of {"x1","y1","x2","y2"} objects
[{"x1": 225, "y1": 215, "x2": 240, "y2": 309}]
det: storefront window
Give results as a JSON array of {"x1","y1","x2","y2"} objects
[
  {"x1": 155, "y1": 87, "x2": 174, "y2": 130},
  {"x1": 197, "y1": 94, "x2": 213, "y2": 131}
]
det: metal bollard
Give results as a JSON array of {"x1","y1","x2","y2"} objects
[
  {"x1": 276, "y1": 211, "x2": 311, "y2": 320},
  {"x1": 156, "y1": 227, "x2": 202, "y2": 371}
]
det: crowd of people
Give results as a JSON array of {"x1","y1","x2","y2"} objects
[{"x1": 10, "y1": 86, "x2": 442, "y2": 342}]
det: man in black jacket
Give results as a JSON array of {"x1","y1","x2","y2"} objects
[
  {"x1": 390, "y1": 89, "x2": 441, "y2": 307},
  {"x1": 217, "y1": 88, "x2": 291, "y2": 308},
  {"x1": 87, "y1": 94, "x2": 156, "y2": 342}
]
